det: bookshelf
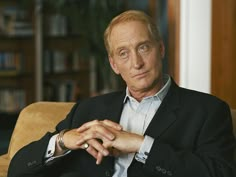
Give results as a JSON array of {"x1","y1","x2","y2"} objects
[
  {"x1": 41, "y1": 5, "x2": 91, "y2": 102},
  {"x1": 42, "y1": 36, "x2": 90, "y2": 102},
  {"x1": 0, "y1": 1, "x2": 91, "y2": 115},
  {"x1": 0, "y1": 1, "x2": 35, "y2": 114}
]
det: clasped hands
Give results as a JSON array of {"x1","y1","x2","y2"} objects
[{"x1": 60, "y1": 120, "x2": 144, "y2": 164}]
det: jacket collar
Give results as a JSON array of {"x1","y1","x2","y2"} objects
[{"x1": 144, "y1": 78, "x2": 181, "y2": 138}]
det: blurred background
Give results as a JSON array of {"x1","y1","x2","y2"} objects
[{"x1": 0, "y1": 0, "x2": 235, "y2": 155}]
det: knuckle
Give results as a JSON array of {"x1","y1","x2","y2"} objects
[
  {"x1": 94, "y1": 125, "x2": 99, "y2": 131},
  {"x1": 79, "y1": 134, "x2": 86, "y2": 142},
  {"x1": 94, "y1": 124, "x2": 104, "y2": 132},
  {"x1": 93, "y1": 119, "x2": 99, "y2": 124},
  {"x1": 82, "y1": 122, "x2": 89, "y2": 127},
  {"x1": 91, "y1": 131, "x2": 97, "y2": 138},
  {"x1": 103, "y1": 119, "x2": 109, "y2": 123}
]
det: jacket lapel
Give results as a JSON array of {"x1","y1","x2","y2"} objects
[
  {"x1": 145, "y1": 79, "x2": 181, "y2": 138},
  {"x1": 105, "y1": 91, "x2": 126, "y2": 123}
]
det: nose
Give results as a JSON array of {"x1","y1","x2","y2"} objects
[{"x1": 132, "y1": 51, "x2": 144, "y2": 69}]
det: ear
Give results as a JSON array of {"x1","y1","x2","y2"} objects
[
  {"x1": 159, "y1": 41, "x2": 165, "y2": 58},
  {"x1": 109, "y1": 56, "x2": 120, "y2": 75}
]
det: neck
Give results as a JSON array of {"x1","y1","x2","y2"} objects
[{"x1": 129, "y1": 79, "x2": 164, "y2": 102}]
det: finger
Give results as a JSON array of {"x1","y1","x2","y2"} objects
[
  {"x1": 86, "y1": 147, "x2": 104, "y2": 165},
  {"x1": 76, "y1": 132, "x2": 113, "y2": 146},
  {"x1": 79, "y1": 139, "x2": 109, "y2": 156},
  {"x1": 102, "y1": 119, "x2": 122, "y2": 130},
  {"x1": 86, "y1": 145, "x2": 98, "y2": 159},
  {"x1": 93, "y1": 125, "x2": 115, "y2": 140},
  {"x1": 96, "y1": 152, "x2": 104, "y2": 165},
  {"x1": 76, "y1": 128, "x2": 115, "y2": 145},
  {"x1": 77, "y1": 120, "x2": 122, "y2": 132},
  {"x1": 76, "y1": 120, "x2": 100, "y2": 132}
]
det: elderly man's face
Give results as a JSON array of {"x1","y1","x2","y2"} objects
[{"x1": 109, "y1": 21, "x2": 165, "y2": 95}]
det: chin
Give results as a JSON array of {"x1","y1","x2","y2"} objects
[{"x1": 133, "y1": 83, "x2": 152, "y2": 91}]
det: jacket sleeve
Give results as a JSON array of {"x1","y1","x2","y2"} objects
[{"x1": 7, "y1": 103, "x2": 79, "y2": 177}]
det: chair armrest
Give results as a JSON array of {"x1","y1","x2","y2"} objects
[{"x1": 0, "y1": 154, "x2": 10, "y2": 177}]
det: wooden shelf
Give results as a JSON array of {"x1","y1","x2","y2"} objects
[
  {"x1": 0, "y1": 71, "x2": 32, "y2": 77},
  {"x1": 0, "y1": 1, "x2": 91, "y2": 113}
]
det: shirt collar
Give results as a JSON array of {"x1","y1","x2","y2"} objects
[{"x1": 123, "y1": 74, "x2": 171, "y2": 103}]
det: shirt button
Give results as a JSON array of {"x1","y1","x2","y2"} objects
[
  {"x1": 161, "y1": 168, "x2": 167, "y2": 174},
  {"x1": 167, "y1": 171, "x2": 173, "y2": 176}
]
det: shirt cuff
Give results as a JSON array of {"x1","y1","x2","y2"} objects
[
  {"x1": 45, "y1": 134, "x2": 58, "y2": 158},
  {"x1": 45, "y1": 134, "x2": 71, "y2": 164},
  {"x1": 135, "y1": 135, "x2": 154, "y2": 163}
]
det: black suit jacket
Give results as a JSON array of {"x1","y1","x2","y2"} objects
[{"x1": 8, "y1": 80, "x2": 236, "y2": 177}]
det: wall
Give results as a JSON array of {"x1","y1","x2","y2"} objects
[
  {"x1": 211, "y1": 0, "x2": 236, "y2": 109},
  {"x1": 179, "y1": 0, "x2": 212, "y2": 93}
]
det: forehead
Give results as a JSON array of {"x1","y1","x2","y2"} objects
[{"x1": 109, "y1": 21, "x2": 151, "y2": 47}]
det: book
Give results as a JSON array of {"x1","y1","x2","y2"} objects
[
  {"x1": 0, "y1": 6, "x2": 33, "y2": 36},
  {"x1": 0, "y1": 52, "x2": 24, "y2": 74},
  {"x1": 0, "y1": 89, "x2": 26, "y2": 112}
]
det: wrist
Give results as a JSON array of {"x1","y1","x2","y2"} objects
[{"x1": 57, "y1": 129, "x2": 70, "y2": 151}]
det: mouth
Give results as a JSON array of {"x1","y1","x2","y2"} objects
[{"x1": 132, "y1": 71, "x2": 148, "y2": 78}]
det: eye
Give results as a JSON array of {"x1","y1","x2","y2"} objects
[
  {"x1": 138, "y1": 44, "x2": 150, "y2": 53},
  {"x1": 118, "y1": 50, "x2": 129, "y2": 59}
]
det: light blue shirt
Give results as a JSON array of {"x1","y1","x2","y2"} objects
[{"x1": 113, "y1": 74, "x2": 171, "y2": 177}]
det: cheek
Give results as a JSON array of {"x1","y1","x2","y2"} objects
[
  {"x1": 147, "y1": 55, "x2": 163, "y2": 74},
  {"x1": 118, "y1": 67, "x2": 130, "y2": 78},
  {"x1": 153, "y1": 60, "x2": 162, "y2": 72},
  {"x1": 115, "y1": 59, "x2": 131, "y2": 73},
  {"x1": 110, "y1": 59, "x2": 124, "y2": 75},
  {"x1": 151, "y1": 50, "x2": 162, "y2": 66},
  {"x1": 117, "y1": 66, "x2": 132, "y2": 81}
]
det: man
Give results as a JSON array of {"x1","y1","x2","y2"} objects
[{"x1": 8, "y1": 10, "x2": 235, "y2": 177}]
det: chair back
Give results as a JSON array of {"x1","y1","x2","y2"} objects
[{"x1": 8, "y1": 102, "x2": 75, "y2": 158}]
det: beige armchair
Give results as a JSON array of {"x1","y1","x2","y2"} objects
[
  {"x1": 0, "y1": 102, "x2": 75, "y2": 177},
  {"x1": 0, "y1": 102, "x2": 235, "y2": 177}
]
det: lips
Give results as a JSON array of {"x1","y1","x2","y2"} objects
[{"x1": 132, "y1": 71, "x2": 148, "y2": 78}]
